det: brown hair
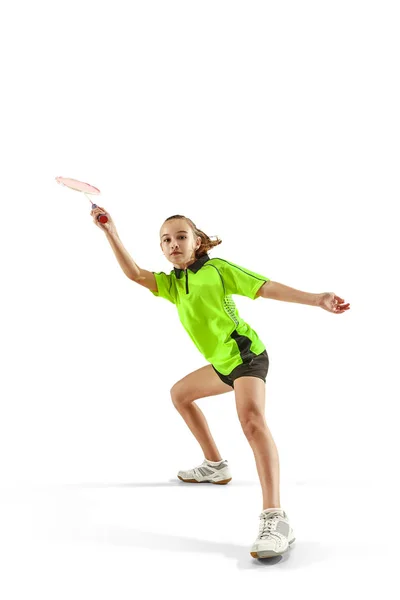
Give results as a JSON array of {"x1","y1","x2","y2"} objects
[{"x1": 163, "y1": 215, "x2": 222, "y2": 259}]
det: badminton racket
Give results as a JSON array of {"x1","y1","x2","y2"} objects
[{"x1": 55, "y1": 176, "x2": 108, "y2": 223}]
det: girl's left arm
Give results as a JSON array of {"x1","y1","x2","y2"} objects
[{"x1": 258, "y1": 281, "x2": 350, "y2": 314}]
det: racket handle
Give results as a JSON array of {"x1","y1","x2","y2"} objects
[{"x1": 91, "y1": 204, "x2": 109, "y2": 224}]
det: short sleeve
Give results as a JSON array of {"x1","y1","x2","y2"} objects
[
  {"x1": 149, "y1": 271, "x2": 177, "y2": 304},
  {"x1": 213, "y1": 258, "x2": 270, "y2": 300}
]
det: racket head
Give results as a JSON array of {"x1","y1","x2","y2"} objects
[{"x1": 55, "y1": 176, "x2": 101, "y2": 195}]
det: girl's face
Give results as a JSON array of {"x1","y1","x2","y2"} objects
[{"x1": 160, "y1": 219, "x2": 201, "y2": 267}]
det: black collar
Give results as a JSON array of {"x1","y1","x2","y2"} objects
[{"x1": 173, "y1": 253, "x2": 211, "y2": 279}]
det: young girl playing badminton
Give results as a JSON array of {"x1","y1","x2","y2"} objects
[{"x1": 90, "y1": 205, "x2": 350, "y2": 559}]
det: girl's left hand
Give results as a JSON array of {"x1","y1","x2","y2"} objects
[{"x1": 319, "y1": 292, "x2": 350, "y2": 314}]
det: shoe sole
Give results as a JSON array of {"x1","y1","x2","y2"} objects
[
  {"x1": 250, "y1": 537, "x2": 296, "y2": 559},
  {"x1": 177, "y1": 476, "x2": 232, "y2": 485}
]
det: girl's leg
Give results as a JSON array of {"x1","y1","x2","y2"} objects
[
  {"x1": 233, "y1": 376, "x2": 280, "y2": 509},
  {"x1": 170, "y1": 364, "x2": 233, "y2": 462},
  {"x1": 174, "y1": 403, "x2": 222, "y2": 462}
]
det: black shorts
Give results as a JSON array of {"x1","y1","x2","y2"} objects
[{"x1": 212, "y1": 349, "x2": 269, "y2": 389}]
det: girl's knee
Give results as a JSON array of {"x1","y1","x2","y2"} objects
[
  {"x1": 170, "y1": 384, "x2": 184, "y2": 406},
  {"x1": 170, "y1": 384, "x2": 193, "y2": 408}
]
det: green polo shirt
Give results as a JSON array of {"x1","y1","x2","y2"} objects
[{"x1": 150, "y1": 253, "x2": 269, "y2": 375}]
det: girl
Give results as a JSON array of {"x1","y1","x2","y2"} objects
[{"x1": 91, "y1": 205, "x2": 350, "y2": 559}]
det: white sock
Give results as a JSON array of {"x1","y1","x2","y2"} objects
[
  {"x1": 262, "y1": 507, "x2": 285, "y2": 515},
  {"x1": 206, "y1": 458, "x2": 224, "y2": 466}
]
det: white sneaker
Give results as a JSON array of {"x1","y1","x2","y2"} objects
[
  {"x1": 177, "y1": 459, "x2": 232, "y2": 485},
  {"x1": 250, "y1": 508, "x2": 296, "y2": 558}
]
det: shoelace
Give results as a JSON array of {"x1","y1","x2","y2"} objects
[{"x1": 258, "y1": 510, "x2": 285, "y2": 541}]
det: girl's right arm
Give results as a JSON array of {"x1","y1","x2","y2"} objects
[{"x1": 91, "y1": 205, "x2": 158, "y2": 292}]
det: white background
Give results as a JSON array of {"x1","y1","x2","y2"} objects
[{"x1": 0, "y1": 0, "x2": 399, "y2": 597}]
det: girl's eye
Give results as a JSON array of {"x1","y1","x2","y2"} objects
[{"x1": 164, "y1": 236, "x2": 186, "y2": 242}]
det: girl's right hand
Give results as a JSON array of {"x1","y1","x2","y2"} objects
[{"x1": 91, "y1": 206, "x2": 118, "y2": 235}]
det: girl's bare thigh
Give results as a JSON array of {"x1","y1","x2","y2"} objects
[{"x1": 170, "y1": 364, "x2": 233, "y2": 408}]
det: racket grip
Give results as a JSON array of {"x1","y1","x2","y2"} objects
[{"x1": 91, "y1": 204, "x2": 108, "y2": 224}]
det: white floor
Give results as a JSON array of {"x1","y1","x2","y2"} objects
[{"x1": 1, "y1": 475, "x2": 397, "y2": 599}]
